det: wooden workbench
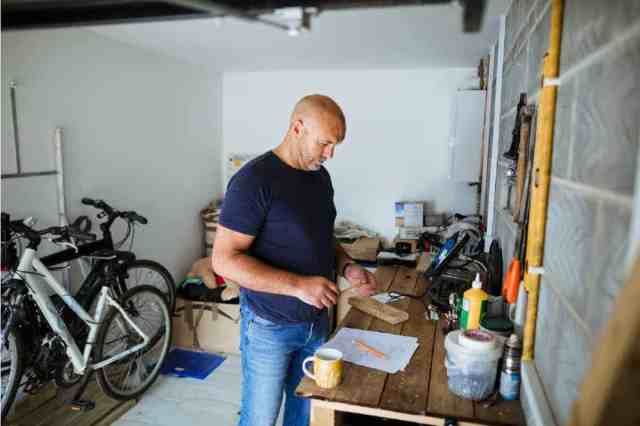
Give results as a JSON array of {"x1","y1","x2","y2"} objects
[{"x1": 296, "y1": 266, "x2": 524, "y2": 426}]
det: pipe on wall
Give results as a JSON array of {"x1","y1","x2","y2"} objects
[{"x1": 522, "y1": 0, "x2": 564, "y2": 361}]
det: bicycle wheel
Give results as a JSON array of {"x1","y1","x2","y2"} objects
[
  {"x1": 123, "y1": 260, "x2": 176, "y2": 313},
  {"x1": 95, "y1": 286, "x2": 171, "y2": 401},
  {"x1": 1, "y1": 327, "x2": 24, "y2": 420}
]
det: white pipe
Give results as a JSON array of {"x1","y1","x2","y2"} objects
[
  {"x1": 54, "y1": 128, "x2": 68, "y2": 227},
  {"x1": 54, "y1": 128, "x2": 72, "y2": 290},
  {"x1": 479, "y1": 50, "x2": 495, "y2": 224},
  {"x1": 484, "y1": 15, "x2": 506, "y2": 252}
]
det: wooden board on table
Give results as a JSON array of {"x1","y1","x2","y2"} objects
[
  {"x1": 426, "y1": 319, "x2": 474, "y2": 419},
  {"x1": 348, "y1": 297, "x2": 409, "y2": 325}
]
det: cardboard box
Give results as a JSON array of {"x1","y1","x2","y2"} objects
[
  {"x1": 395, "y1": 202, "x2": 424, "y2": 228},
  {"x1": 340, "y1": 237, "x2": 381, "y2": 262},
  {"x1": 398, "y1": 227, "x2": 422, "y2": 240},
  {"x1": 172, "y1": 297, "x2": 241, "y2": 354}
]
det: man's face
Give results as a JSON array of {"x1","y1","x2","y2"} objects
[{"x1": 296, "y1": 117, "x2": 344, "y2": 171}]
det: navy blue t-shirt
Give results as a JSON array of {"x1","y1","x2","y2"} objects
[{"x1": 219, "y1": 151, "x2": 337, "y2": 324}]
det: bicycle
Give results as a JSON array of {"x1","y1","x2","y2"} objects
[
  {"x1": 1, "y1": 215, "x2": 172, "y2": 419},
  {"x1": 40, "y1": 197, "x2": 176, "y2": 313}
]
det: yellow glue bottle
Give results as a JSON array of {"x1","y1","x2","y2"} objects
[{"x1": 460, "y1": 273, "x2": 488, "y2": 330}]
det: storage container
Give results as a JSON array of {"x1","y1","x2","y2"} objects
[{"x1": 444, "y1": 330, "x2": 503, "y2": 400}]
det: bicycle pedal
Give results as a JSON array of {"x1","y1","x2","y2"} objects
[{"x1": 68, "y1": 399, "x2": 96, "y2": 412}]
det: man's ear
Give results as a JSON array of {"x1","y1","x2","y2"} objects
[{"x1": 292, "y1": 119, "x2": 304, "y2": 139}]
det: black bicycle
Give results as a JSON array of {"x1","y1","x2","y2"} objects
[{"x1": 39, "y1": 198, "x2": 176, "y2": 313}]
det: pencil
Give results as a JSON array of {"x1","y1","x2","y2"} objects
[{"x1": 353, "y1": 339, "x2": 387, "y2": 359}]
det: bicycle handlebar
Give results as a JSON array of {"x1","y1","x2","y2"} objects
[
  {"x1": 81, "y1": 197, "x2": 148, "y2": 225},
  {"x1": 122, "y1": 211, "x2": 148, "y2": 225}
]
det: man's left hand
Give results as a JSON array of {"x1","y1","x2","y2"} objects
[{"x1": 344, "y1": 264, "x2": 378, "y2": 296}]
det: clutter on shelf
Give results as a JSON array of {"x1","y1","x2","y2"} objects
[
  {"x1": 178, "y1": 257, "x2": 239, "y2": 304},
  {"x1": 334, "y1": 220, "x2": 379, "y2": 242},
  {"x1": 335, "y1": 220, "x2": 381, "y2": 265}
]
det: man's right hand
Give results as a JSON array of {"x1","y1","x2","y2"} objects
[{"x1": 294, "y1": 276, "x2": 339, "y2": 309}]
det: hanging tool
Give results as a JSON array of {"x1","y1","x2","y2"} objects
[
  {"x1": 503, "y1": 189, "x2": 531, "y2": 304},
  {"x1": 513, "y1": 108, "x2": 533, "y2": 221},
  {"x1": 503, "y1": 166, "x2": 516, "y2": 211},
  {"x1": 503, "y1": 93, "x2": 527, "y2": 161},
  {"x1": 503, "y1": 108, "x2": 535, "y2": 304}
]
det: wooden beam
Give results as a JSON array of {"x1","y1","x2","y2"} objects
[
  {"x1": 310, "y1": 400, "x2": 343, "y2": 426},
  {"x1": 567, "y1": 256, "x2": 640, "y2": 426}
]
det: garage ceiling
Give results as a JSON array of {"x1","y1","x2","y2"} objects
[
  {"x1": 3, "y1": 1, "x2": 494, "y2": 31},
  {"x1": 2, "y1": 0, "x2": 510, "y2": 71}
]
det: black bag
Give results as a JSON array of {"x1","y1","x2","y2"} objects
[{"x1": 178, "y1": 278, "x2": 239, "y2": 305}]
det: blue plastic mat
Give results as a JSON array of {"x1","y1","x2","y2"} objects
[{"x1": 160, "y1": 348, "x2": 225, "y2": 380}]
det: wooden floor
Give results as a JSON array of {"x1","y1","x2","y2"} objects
[{"x1": 5, "y1": 379, "x2": 135, "y2": 426}]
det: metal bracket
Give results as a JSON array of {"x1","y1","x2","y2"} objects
[{"x1": 528, "y1": 266, "x2": 545, "y2": 275}]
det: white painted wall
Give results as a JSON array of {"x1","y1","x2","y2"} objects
[
  {"x1": 222, "y1": 69, "x2": 478, "y2": 242},
  {"x1": 1, "y1": 29, "x2": 223, "y2": 281}
]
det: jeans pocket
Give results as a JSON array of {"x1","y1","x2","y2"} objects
[{"x1": 252, "y1": 313, "x2": 279, "y2": 328}]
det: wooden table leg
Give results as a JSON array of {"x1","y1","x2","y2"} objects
[{"x1": 310, "y1": 400, "x2": 343, "y2": 426}]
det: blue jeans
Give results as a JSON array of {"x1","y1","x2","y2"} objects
[{"x1": 239, "y1": 303, "x2": 329, "y2": 426}]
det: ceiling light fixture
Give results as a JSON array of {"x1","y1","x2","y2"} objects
[{"x1": 265, "y1": 7, "x2": 318, "y2": 37}]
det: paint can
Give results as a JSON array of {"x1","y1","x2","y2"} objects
[{"x1": 499, "y1": 334, "x2": 522, "y2": 400}]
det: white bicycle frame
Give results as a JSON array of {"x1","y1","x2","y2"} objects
[{"x1": 13, "y1": 247, "x2": 150, "y2": 375}]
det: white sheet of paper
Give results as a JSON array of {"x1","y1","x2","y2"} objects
[{"x1": 321, "y1": 328, "x2": 419, "y2": 374}]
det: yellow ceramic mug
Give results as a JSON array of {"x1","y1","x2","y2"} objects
[{"x1": 302, "y1": 348, "x2": 343, "y2": 389}]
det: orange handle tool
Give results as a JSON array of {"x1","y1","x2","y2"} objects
[{"x1": 502, "y1": 259, "x2": 521, "y2": 304}]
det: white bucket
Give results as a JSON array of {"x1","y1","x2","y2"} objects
[{"x1": 444, "y1": 330, "x2": 503, "y2": 400}]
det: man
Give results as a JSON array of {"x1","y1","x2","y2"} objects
[{"x1": 212, "y1": 94, "x2": 377, "y2": 426}]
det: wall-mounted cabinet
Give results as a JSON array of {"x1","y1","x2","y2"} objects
[{"x1": 448, "y1": 90, "x2": 486, "y2": 183}]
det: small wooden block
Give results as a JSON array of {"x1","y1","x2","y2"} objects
[{"x1": 348, "y1": 297, "x2": 409, "y2": 325}]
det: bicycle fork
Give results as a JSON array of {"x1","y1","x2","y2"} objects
[{"x1": 90, "y1": 287, "x2": 150, "y2": 370}]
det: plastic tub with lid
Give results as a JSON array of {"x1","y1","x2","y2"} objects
[{"x1": 444, "y1": 329, "x2": 503, "y2": 400}]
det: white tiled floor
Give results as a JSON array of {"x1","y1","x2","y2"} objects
[{"x1": 114, "y1": 353, "x2": 284, "y2": 426}]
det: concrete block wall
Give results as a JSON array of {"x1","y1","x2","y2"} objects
[{"x1": 492, "y1": 1, "x2": 639, "y2": 424}]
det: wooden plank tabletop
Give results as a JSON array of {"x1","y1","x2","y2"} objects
[{"x1": 297, "y1": 265, "x2": 524, "y2": 426}]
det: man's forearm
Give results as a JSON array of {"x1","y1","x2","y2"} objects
[{"x1": 212, "y1": 252, "x2": 302, "y2": 297}]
